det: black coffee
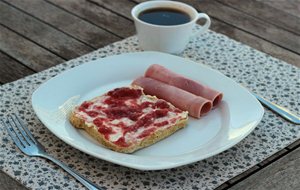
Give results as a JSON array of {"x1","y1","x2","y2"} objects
[{"x1": 138, "y1": 8, "x2": 191, "y2": 26}]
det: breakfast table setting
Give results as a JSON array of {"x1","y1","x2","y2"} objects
[{"x1": 0, "y1": 0, "x2": 299, "y2": 190}]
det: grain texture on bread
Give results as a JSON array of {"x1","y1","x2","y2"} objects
[{"x1": 69, "y1": 86, "x2": 188, "y2": 153}]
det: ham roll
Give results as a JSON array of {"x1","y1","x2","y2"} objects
[
  {"x1": 132, "y1": 77, "x2": 212, "y2": 118},
  {"x1": 145, "y1": 64, "x2": 223, "y2": 107}
]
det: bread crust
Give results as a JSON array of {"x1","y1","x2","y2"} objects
[{"x1": 69, "y1": 109, "x2": 188, "y2": 153}]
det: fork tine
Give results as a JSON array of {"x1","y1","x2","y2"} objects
[
  {"x1": 11, "y1": 114, "x2": 37, "y2": 144},
  {"x1": 8, "y1": 115, "x2": 31, "y2": 146},
  {"x1": 1, "y1": 119, "x2": 25, "y2": 150}
]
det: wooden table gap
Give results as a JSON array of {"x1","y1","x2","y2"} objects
[
  {"x1": 87, "y1": 0, "x2": 135, "y2": 21},
  {"x1": 0, "y1": 24, "x2": 65, "y2": 71},
  {"x1": 216, "y1": 0, "x2": 300, "y2": 36},
  {"x1": 3, "y1": 0, "x2": 97, "y2": 50},
  {"x1": 46, "y1": 0, "x2": 135, "y2": 38},
  {"x1": 0, "y1": 1, "x2": 93, "y2": 60}
]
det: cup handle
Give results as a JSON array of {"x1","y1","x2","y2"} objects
[{"x1": 191, "y1": 13, "x2": 211, "y2": 38}]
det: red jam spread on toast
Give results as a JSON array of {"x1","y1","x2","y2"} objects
[{"x1": 75, "y1": 87, "x2": 187, "y2": 147}]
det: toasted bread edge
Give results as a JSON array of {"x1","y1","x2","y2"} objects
[{"x1": 69, "y1": 111, "x2": 188, "y2": 153}]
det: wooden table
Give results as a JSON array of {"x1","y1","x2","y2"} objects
[{"x1": 0, "y1": 0, "x2": 299, "y2": 189}]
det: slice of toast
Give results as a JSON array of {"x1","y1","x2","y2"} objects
[{"x1": 69, "y1": 86, "x2": 188, "y2": 153}]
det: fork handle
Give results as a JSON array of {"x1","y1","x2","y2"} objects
[{"x1": 40, "y1": 153, "x2": 103, "y2": 190}]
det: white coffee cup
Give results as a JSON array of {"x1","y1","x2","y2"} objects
[{"x1": 131, "y1": 0, "x2": 211, "y2": 54}]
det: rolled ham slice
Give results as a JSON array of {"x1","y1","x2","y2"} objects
[
  {"x1": 132, "y1": 77, "x2": 212, "y2": 118},
  {"x1": 145, "y1": 64, "x2": 223, "y2": 107}
]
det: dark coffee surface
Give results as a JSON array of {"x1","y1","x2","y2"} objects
[{"x1": 138, "y1": 8, "x2": 191, "y2": 26}]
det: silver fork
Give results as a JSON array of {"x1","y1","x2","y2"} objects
[{"x1": 1, "y1": 114, "x2": 103, "y2": 190}]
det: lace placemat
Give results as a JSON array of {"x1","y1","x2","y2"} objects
[{"x1": 0, "y1": 28, "x2": 299, "y2": 190}]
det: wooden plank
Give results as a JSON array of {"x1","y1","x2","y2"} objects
[
  {"x1": 257, "y1": 148, "x2": 288, "y2": 167},
  {"x1": 229, "y1": 147, "x2": 300, "y2": 190},
  {"x1": 0, "y1": 1, "x2": 93, "y2": 60},
  {"x1": 218, "y1": 0, "x2": 300, "y2": 35},
  {"x1": 179, "y1": 0, "x2": 300, "y2": 55},
  {"x1": 209, "y1": 18, "x2": 300, "y2": 67},
  {"x1": 227, "y1": 166, "x2": 260, "y2": 185},
  {"x1": 0, "y1": 24, "x2": 64, "y2": 71},
  {"x1": 0, "y1": 170, "x2": 27, "y2": 190},
  {"x1": 0, "y1": 52, "x2": 35, "y2": 83},
  {"x1": 5, "y1": 0, "x2": 120, "y2": 49},
  {"x1": 89, "y1": 0, "x2": 135, "y2": 19},
  {"x1": 215, "y1": 182, "x2": 230, "y2": 190},
  {"x1": 258, "y1": 0, "x2": 300, "y2": 18},
  {"x1": 47, "y1": 0, "x2": 135, "y2": 38},
  {"x1": 286, "y1": 139, "x2": 300, "y2": 150}
]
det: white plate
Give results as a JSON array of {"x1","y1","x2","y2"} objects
[{"x1": 31, "y1": 51, "x2": 264, "y2": 170}]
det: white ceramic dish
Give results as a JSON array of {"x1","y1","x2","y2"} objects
[{"x1": 31, "y1": 51, "x2": 264, "y2": 170}]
